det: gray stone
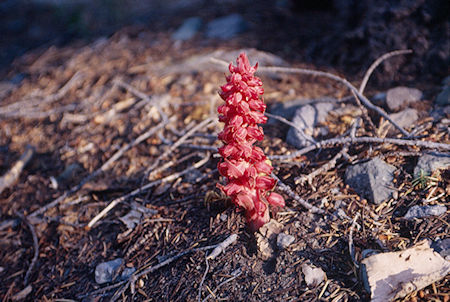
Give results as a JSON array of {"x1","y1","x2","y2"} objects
[
  {"x1": 277, "y1": 233, "x2": 295, "y2": 249},
  {"x1": 301, "y1": 264, "x2": 326, "y2": 287},
  {"x1": 268, "y1": 97, "x2": 336, "y2": 124},
  {"x1": 286, "y1": 102, "x2": 334, "y2": 148},
  {"x1": 171, "y1": 17, "x2": 202, "y2": 41},
  {"x1": 120, "y1": 267, "x2": 136, "y2": 281},
  {"x1": 414, "y1": 154, "x2": 450, "y2": 177},
  {"x1": 206, "y1": 14, "x2": 247, "y2": 39},
  {"x1": 345, "y1": 158, "x2": 396, "y2": 204},
  {"x1": 388, "y1": 108, "x2": 418, "y2": 133},
  {"x1": 435, "y1": 86, "x2": 449, "y2": 106},
  {"x1": 386, "y1": 86, "x2": 422, "y2": 111},
  {"x1": 431, "y1": 238, "x2": 450, "y2": 259},
  {"x1": 404, "y1": 205, "x2": 447, "y2": 220},
  {"x1": 95, "y1": 258, "x2": 123, "y2": 284},
  {"x1": 119, "y1": 209, "x2": 142, "y2": 229}
]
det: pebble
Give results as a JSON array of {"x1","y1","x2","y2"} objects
[
  {"x1": 301, "y1": 264, "x2": 326, "y2": 287},
  {"x1": 95, "y1": 258, "x2": 123, "y2": 284},
  {"x1": 119, "y1": 209, "x2": 142, "y2": 230},
  {"x1": 435, "y1": 76, "x2": 450, "y2": 106},
  {"x1": 414, "y1": 153, "x2": 450, "y2": 177},
  {"x1": 286, "y1": 102, "x2": 334, "y2": 148},
  {"x1": 171, "y1": 17, "x2": 202, "y2": 41},
  {"x1": 386, "y1": 86, "x2": 422, "y2": 111},
  {"x1": 403, "y1": 205, "x2": 447, "y2": 220},
  {"x1": 389, "y1": 108, "x2": 418, "y2": 133},
  {"x1": 277, "y1": 233, "x2": 295, "y2": 250},
  {"x1": 431, "y1": 238, "x2": 450, "y2": 259},
  {"x1": 345, "y1": 157, "x2": 396, "y2": 204},
  {"x1": 206, "y1": 14, "x2": 247, "y2": 39}
]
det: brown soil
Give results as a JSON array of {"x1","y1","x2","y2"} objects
[{"x1": 0, "y1": 2, "x2": 449, "y2": 301}]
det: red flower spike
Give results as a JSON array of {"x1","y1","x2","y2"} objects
[{"x1": 217, "y1": 52, "x2": 285, "y2": 231}]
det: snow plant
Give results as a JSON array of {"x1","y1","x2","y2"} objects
[{"x1": 217, "y1": 52, "x2": 285, "y2": 230}]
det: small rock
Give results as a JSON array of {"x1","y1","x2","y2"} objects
[
  {"x1": 431, "y1": 238, "x2": 450, "y2": 259},
  {"x1": 286, "y1": 102, "x2": 334, "y2": 148},
  {"x1": 259, "y1": 219, "x2": 283, "y2": 240},
  {"x1": 120, "y1": 267, "x2": 136, "y2": 280},
  {"x1": 119, "y1": 209, "x2": 142, "y2": 229},
  {"x1": 301, "y1": 264, "x2": 326, "y2": 287},
  {"x1": 414, "y1": 154, "x2": 450, "y2": 177},
  {"x1": 345, "y1": 158, "x2": 396, "y2": 204},
  {"x1": 403, "y1": 205, "x2": 447, "y2": 220},
  {"x1": 206, "y1": 14, "x2": 247, "y2": 39},
  {"x1": 269, "y1": 97, "x2": 336, "y2": 124},
  {"x1": 256, "y1": 219, "x2": 283, "y2": 260},
  {"x1": 256, "y1": 235, "x2": 273, "y2": 260},
  {"x1": 435, "y1": 83, "x2": 449, "y2": 106},
  {"x1": 171, "y1": 17, "x2": 202, "y2": 41},
  {"x1": 277, "y1": 233, "x2": 295, "y2": 249},
  {"x1": 360, "y1": 240, "x2": 450, "y2": 302},
  {"x1": 95, "y1": 258, "x2": 123, "y2": 284},
  {"x1": 389, "y1": 108, "x2": 418, "y2": 133},
  {"x1": 386, "y1": 86, "x2": 422, "y2": 111}
]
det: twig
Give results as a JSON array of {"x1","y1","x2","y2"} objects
[
  {"x1": 210, "y1": 58, "x2": 410, "y2": 136},
  {"x1": 145, "y1": 117, "x2": 216, "y2": 180},
  {"x1": 359, "y1": 50, "x2": 412, "y2": 94},
  {"x1": 87, "y1": 153, "x2": 210, "y2": 229},
  {"x1": 270, "y1": 136, "x2": 450, "y2": 161},
  {"x1": 16, "y1": 212, "x2": 39, "y2": 285},
  {"x1": 198, "y1": 256, "x2": 210, "y2": 302},
  {"x1": 201, "y1": 269, "x2": 242, "y2": 302},
  {"x1": 348, "y1": 212, "x2": 361, "y2": 268},
  {"x1": 0, "y1": 146, "x2": 34, "y2": 194},
  {"x1": 265, "y1": 112, "x2": 316, "y2": 144},
  {"x1": 271, "y1": 173, "x2": 325, "y2": 214},
  {"x1": 207, "y1": 234, "x2": 238, "y2": 260},
  {"x1": 29, "y1": 119, "x2": 171, "y2": 219}
]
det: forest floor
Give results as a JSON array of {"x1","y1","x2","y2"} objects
[{"x1": 0, "y1": 2, "x2": 449, "y2": 301}]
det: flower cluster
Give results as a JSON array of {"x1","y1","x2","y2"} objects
[{"x1": 217, "y1": 53, "x2": 285, "y2": 230}]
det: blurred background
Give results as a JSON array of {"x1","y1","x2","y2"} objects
[{"x1": 1, "y1": 0, "x2": 449, "y2": 82}]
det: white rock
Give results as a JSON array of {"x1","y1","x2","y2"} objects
[
  {"x1": 301, "y1": 264, "x2": 326, "y2": 287},
  {"x1": 277, "y1": 233, "x2": 295, "y2": 249}
]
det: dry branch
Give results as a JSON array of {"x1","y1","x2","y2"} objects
[
  {"x1": 359, "y1": 50, "x2": 412, "y2": 94},
  {"x1": 270, "y1": 136, "x2": 450, "y2": 161},
  {"x1": 271, "y1": 173, "x2": 325, "y2": 214},
  {"x1": 0, "y1": 146, "x2": 34, "y2": 194},
  {"x1": 211, "y1": 58, "x2": 411, "y2": 136}
]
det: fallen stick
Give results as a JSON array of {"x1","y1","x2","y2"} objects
[
  {"x1": 271, "y1": 173, "x2": 325, "y2": 214},
  {"x1": 0, "y1": 146, "x2": 34, "y2": 194},
  {"x1": 211, "y1": 58, "x2": 411, "y2": 136},
  {"x1": 86, "y1": 153, "x2": 210, "y2": 229},
  {"x1": 359, "y1": 50, "x2": 412, "y2": 94},
  {"x1": 270, "y1": 136, "x2": 450, "y2": 161}
]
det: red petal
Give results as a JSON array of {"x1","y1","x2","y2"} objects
[{"x1": 267, "y1": 192, "x2": 285, "y2": 207}]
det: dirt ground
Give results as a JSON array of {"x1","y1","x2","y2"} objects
[{"x1": 0, "y1": 1, "x2": 449, "y2": 301}]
